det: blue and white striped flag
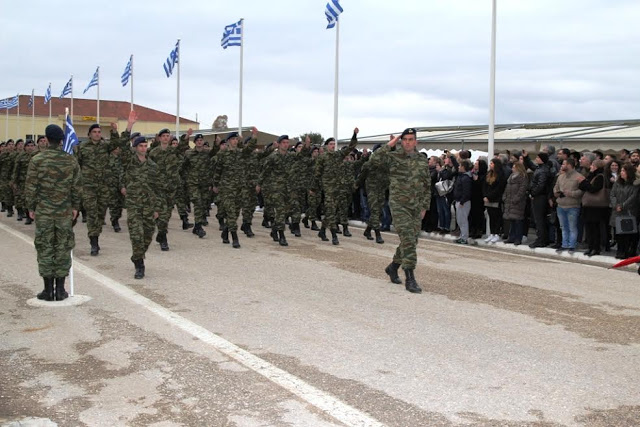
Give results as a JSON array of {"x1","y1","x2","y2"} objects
[
  {"x1": 44, "y1": 83, "x2": 52, "y2": 104},
  {"x1": 60, "y1": 77, "x2": 72, "y2": 99},
  {"x1": 0, "y1": 96, "x2": 19, "y2": 109},
  {"x1": 163, "y1": 41, "x2": 179, "y2": 78},
  {"x1": 83, "y1": 67, "x2": 99, "y2": 94},
  {"x1": 221, "y1": 20, "x2": 242, "y2": 49},
  {"x1": 63, "y1": 114, "x2": 79, "y2": 155},
  {"x1": 121, "y1": 55, "x2": 133, "y2": 86},
  {"x1": 325, "y1": 0, "x2": 343, "y2": 29},
  {"x1": 28, "y1": 91, "x2": 34, "y2": 109}
]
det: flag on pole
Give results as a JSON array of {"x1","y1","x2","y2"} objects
[
  {"x1": 60, "y1": 78, "x2": 72, "y2": 98},
  {"x1": 221, "y1": 20, "x2": 243, "y2": 49},
  {"x1": 28, "y1": 91, "x2": 34, "y2": 109},
  {"x1": 121, "y1": 55, "x2": 133, "y2": 86},
  {"x1": 163, "y1": 42, "x2": 179, "y2": 77},
  {"x1": 83, "y1": 67, "x2": 99, "y2": 94},
  {"x1": 325, "y1": 0, "x2": 343, "y2": 29},
  {"x1": 44, "y1": 83, "x2": 52, "y2": 104},
  {"x1": 0, "y1": 96, "x2": 19, "y2": 109},
  {"x1": 63, "y1": 114, "x2": 79, "y2": 154}
]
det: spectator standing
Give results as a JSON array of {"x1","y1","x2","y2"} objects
[
  {"x1": 503, "y1": 162, "x2": 529, "y2": 245},
  {"x1": 579, "y1": 159, "x2": 608, "y2": 256},
  {"x1": 609, "y1": 162, "x2": 640, "y2": 259},
  {"x1": 453, "y1": 160, "x2": 473, "y2": 244},
  {"x1": 483, "y1": 158, "x2": 507, "y2": 243},
  {"x1": 553, "y1": 158, "x2": 584, "y2": 253}
]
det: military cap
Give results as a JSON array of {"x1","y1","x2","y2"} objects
[
  {"x1": 6, "y1": 139, "x2": 14, "y2": 144},
  {"x1": 25, "y1": 139, "x2": 35, "y2": 146},
  {"x1": 171, "y1": 136, "x2": 178, "y2": 142},
  {"x1": 311, "y1": 145, "x2": 319, "y2": 153},
  {"x1": 372, "y1": 143, "x2": 382, "y2": 152},
  {"x1": 194, "y1": 133, "x2": 204, "y2": 141},
  {"x1": 88, "y1": 123, "x2": 101, "y2": 134},
  {"x1": 277, "y1": 135, "x2": 289, "y2": 143},
  {"x1": 294, "y1": 141, "x2": 302, "y2": 149},
  {"x1": 0, "y1": 142, "x2": 5, "y2": 147},
  {"x1": 16, "y1": 139, "x2": 24, "y2": 144},
  {"x1": 324, "y1": 137, "x2": 335, "y2": 146},
  {"x1": 158, "y1": 128, "x2": 171, "y2": 136},
  {"x1": 132, "y1": 136, "x2": 147, "y2": 147},
  {"x1": 225, "y1": 131, "x2": 239, "y2": 141},
  {"x1": 45, "y1": 124, "x2": 64, "y2": 142},
  {"x1": 400, "y1": 128, "x2": 417, "y2": 138},
  {"x1": 130, "y1": 132, "x2": 141, "y2": 140}
]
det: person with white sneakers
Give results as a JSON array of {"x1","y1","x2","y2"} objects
[{"x1": 483, "y1": 157, "x2": 507, "y2": 244}]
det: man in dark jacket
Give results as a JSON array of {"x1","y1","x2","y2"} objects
[
  {"x1": 527, "y1": 152, "x2": 554, "y2": 248},
  {"x1": 453, "y1": 160, "x2": 473, "y2": 244}
]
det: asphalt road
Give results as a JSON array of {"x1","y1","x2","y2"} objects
[{"x1": 1, "y1": 209, "x2": 639, "y2": 427}]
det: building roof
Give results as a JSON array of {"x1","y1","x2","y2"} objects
[{"x1": 13, "y1": 95, "x2": 198, "y2": 124}]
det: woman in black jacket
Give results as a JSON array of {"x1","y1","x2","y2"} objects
[
  {"x1": 482, "y1": 158, "x2": 507, "y2": 243},
  {"x1": 470, "y1": 159, "x2": 488, "y2": 239},
  {"x1": 578, "y1": 159, "x2": 608, "y2": 256},
  {"x1": 453, "y1": 160, "x2": 473, "y2": 244}
]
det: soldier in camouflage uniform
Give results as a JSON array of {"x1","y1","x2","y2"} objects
[
  {"x1": 239, "y1": 136, "x2": 261, "y2": 238},
  {"x1": 355, "y1": 144, "x2": 389, "y2": 244},
  {"x1": 12, "y1": 139, "x2": 35, "y2": 222},
  {"x1": 77, "y1": 113, "x2": 134, "y2": 256},
  {"x1": 370, "y1": 128, "x2": 431, "y2": 294},
  {"x1": 287, "y1": 138, "x2": 313, "y2": 237},
  {"x1": 258, "y1": 142, "x2": 277, "y2": 229},
  {"x1": 0, "y1": 139, "x2": 16, "y2": 217},
  {"x1": 336, "y1": 152, "x2": 360, "y2": 237},
  {"x1": 311, "y1": 128, "x2": 359, "y2": 245},
  {"x1": 183, "y1": 133, "x2": 211, "y2": 238},
  {"x1": 171, "y1": 136, "x2": 193, "y2": 229},
  {"x1": 121, "y1": 136, "x2": 161, "y2": 279},
  {"x1": 210, "y1": 137, "x2": 227, "y2": 230},
  {"x1": 147, "y1": 128, "x2": 189, "y2": 251},
  {"x1": 25, "y1": 124, "x2": 82, "y2": 301},
  {"x1": 106, "y1": 146, "x2": 124, "y2": 232},
  {"x1": 35, "y1": 136, "x2": 48, "y2": 153},
  {"x1": 212, "y1": 128, "x2": 258, "y2": 248},
  {"x1": 257, "y1": 135, "x2": 293, "y2": 246},
  {"x1": 304, "y1": 146, "x2": 321, "y2": 231}
]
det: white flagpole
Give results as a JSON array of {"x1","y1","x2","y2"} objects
[
  {"x1": 65, "y1": 106, "x2": 75, "y2": 297},
  {"x1": 176, "y1": 39, "x2": 180, "y2": 138},
  {"x1": 488, "y1": 0, "x2": 497, "y2": 158},
  {"x1": 97, "y1": 67, "x2": 100, "y2": 123},
  {"x1": 130, "y1": 55, "x2": 134, "y2": 111},
  {"x1": 16, "y1": 95, "x2": 20, "y2": 140},
  {"x1": 48, "y1": 83, "x2": 52, "y2": 122},
  {"x1": 333, "y1": 19, "x2": 340, "y2": 146},
  {"x1": 31, "y1": 89, "x2": 35, "y2": 138},
  {"x1": 5, "y1": 108, "x2": 7, "y2": 140},
  {"x1": 70, "y1": 75, "x2": 74, "y2": 121},
  {"x1": 239, "y1": 19, "x2": 244, "y2": 136}
]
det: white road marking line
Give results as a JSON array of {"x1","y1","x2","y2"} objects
[{"x1": 0, "y1": 222, "x2": 384, "y2": 427}]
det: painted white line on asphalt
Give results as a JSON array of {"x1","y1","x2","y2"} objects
[{"x1": 0, "y1": 222, "x2": 385, "y2": 427}]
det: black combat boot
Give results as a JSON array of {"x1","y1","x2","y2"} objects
[
  {"x1": 375, "y1": 229, "x2": 384, "y2": 244},
  {"x1": 293, "y1": 223, "x2": 301, "y2": 237},
  {"x1": 159, "y1": 232, "x2": 169, "y2": 251},
  {"x1": 262, "y1": 217, "x2": 271, "y2": 228},
  {"x1": 244, "y1": 222, "x2": 255, "y2": 238},
  {"x1": 335, "y1": 224, "x2": 342, "y2": 234},
  {"x1": 90, "y1": 236, "x2": 99, "y2": 256},
  {"x1": 112, "y1": 218, "x2": 121, "y2": 232},
  {"x1": 384, "y1": 262, "x2": 402, "y2": 284},
  {"x1": 364, "y1": 226, "x2": 374, "y2": 240},
  {"x1": 55, "y1": 277, "x2": 69, "y2": 301},
  {"x1": 181, "y1": 214, "x2": 194, "y2": 230},
  {"x1": 221, "y1": 226, "x2": 230, "y2": 244},
  {"x1": 37, "y1": 277, "x2": 55, "y2": 301},
  {"x1": 302, "y1": 217, "x2": 309, "y2": 228},
  {"x1": 218, "y1": 216, "x2": 225, "y2": 231},
  {"x1": 231, "y1": 231, "x2": 241, "y2": 248},
  {"x1": 278, "y1": 230, "x2": 288, "y2": 246},
  {"x1": 193, "y1": 223, "x2": 206, "y2": 238},
  {"x1": 342, "y1": 224, "x2": 352, "y2": 237},
  {"x1": 16, "y1": 209, "x2": 23, "y2": 221},
  {"x1": 0, "y1": 202, "x2": 5, "y2": 212},
  {"x1": 331, "y1": 229, "x2": 339, "y2": 245},
  {"x1": 132, "y1": 257, "x2": 144, "y2": 279},
  {"x1": 81, "y1": 209, "x2": 87, "y2": 223},
  {"x1": 311, "y1": 220, "x2": 319, "y2": 231},
  {"x1": 404, "y1": 269, "x2": 422, "y2": 294},
  {"x1": 6, "y1": 206, "x2": 14, "y2": 217},
  {"x1": 202, "y1": 217, "x2": 209, "y2": 226},
  {"x1": 318, "y1": 227, "x2": 329, "y2": 242},
  {"x1": 24, "y1": 212, "x2": 32, "y2": 225},
  {"x1": 270, "y1": 228, "x2": 279, "y2": 242}
]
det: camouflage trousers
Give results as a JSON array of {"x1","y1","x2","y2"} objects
[
  {"x1": 269, "y1": 188, "x2": 289, "y2": 232},
  {"x1": 156, "y1": 187, "x2": 177, "y2": 233},
  {"x1": 262, "y1": 185, "x2": 275, "y2": 222},
  {"x1": 127, "y1": 205, "x2": 155, "y2": 260},
  {"x1": 321, "y1": 191, "x2": 340, "y2": 231},
  {"x1": 1, "y1": 182, "x2": 14, "y2": 207},
  {"x1": 14, "y1": 184, "x2": 26, "y2": 211},
  {"x1": 390, "y1": 201, "x2": 422, "y2": 270},
  {"x1": 241, "y1": 185, "x2": 257, "y2": 224},
  {"x1": 175, "y1": 182, "x2": 189, "y2": 217},
  {"x1": 306, "y1": 190, "x2": 321, "y2": 221},
  {"x1": 189, "y1": 184, "x2": 209, "y2": 224},
  {"x1": 337, "y1": 188, "x2": 352, "y2": 226},
  {"x1": 289, "y1": 187, "x2": 306, "y2": 224},
  {"x1": 34, "y1": 216, "x2": 75, "y2": 278},
  {"x1": 366, "y1": 185, "x2": 386, "y2": 230},
  {"x1": 84, "y1": 185, "x2": 110, "y2": 237},
  {"x1": 220, "y1": 188, "x2": 242, "y2": 232},
  {"x1": 108, "y1": 186, "x2": 124, "y2": 222}
]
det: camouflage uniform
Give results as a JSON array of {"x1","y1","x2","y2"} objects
[
  {"x1": 356, "y1": 155, "x2": 390, "y2": 231},
  {"x1": 12, "y1": 149, "x2": 32, "y2": 218},
  {"x1": 106, "y1": 151, "x2": 124, "y2": 226},
  {"x1": 240, "y1": 145, "x2": 261, "y2": 233},
  {"x1": 288, "y1": 145, "x2": 312, "y2": 231},
  {"x1": 0, "y1": 148, "x2": 17, "y2": 214},
  {"x1": 174, "y1": 148, "x2": 190, "y2": 220},
  {"x1": 305, "y1": 154, "x2": 321, "y2": 227},
  {"x1": 25, "y1": 146, "x2": 82, "y2": 278},
  {"x1": 258, "y1": 149, "x2": 295, "y2": 233},
  {"x1": 183, "y1": 146, "x2": 211, "y2": 225}
]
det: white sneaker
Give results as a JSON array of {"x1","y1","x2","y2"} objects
[
  {"x1": 484, "y1": 235, "x2": 494, "y2": 243},
  {"x1": 490, "y1": 234, "x2": 500, "y2": 243}
]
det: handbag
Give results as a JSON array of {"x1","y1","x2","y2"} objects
[
  {"x1": 615, "y1": 214, "x2": 638, "y2": 235},
  {"x1": 581, "y1": 175, "x2": 610, "y2": 208},
  {"x1": 435, "y1": 178, "x2": 454, "y2": 197}
]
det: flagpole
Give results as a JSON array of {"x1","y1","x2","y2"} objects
[
  {"x1": 5, "y1": 108, "x2": 7, "y2": 140},
  {"x1": 65, "y1": 106, "x2": 75, "y2": 297},
  {"x1": 176, "y1": 40, "x2": 180, "y2": 138},
  {"x1": 239, "y1": 18, "x2": 244, "y2": 136},
  {"x1": 31, "y1": 89, "x2": 35, "y2": 138},
  {"x1": 488, "y1": 0, "x2": 497, "y2": 158},
  {"x1": 70, "y1": 75, "x2": 74, "y2": 122},
  {"x1": 333, "y1": 20, "x2": 340, "y2": 146},
  {"x1": 48, "y1": 83, "x2": 52, "y2": 122},
  {"x1": 16, "y1": 95, "x2": 20, "y2": 140},
  {"x1": 130, "y1": 55, "x2": 134, "y2": 111},
  {"x1": 97, "y1": 67, "x2": 100, "y2": 123}
]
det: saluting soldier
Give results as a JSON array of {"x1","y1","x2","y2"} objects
[
  {"x1": 25, "y1": 125, "x2": 82, "y2": 301},
  {"x1": 183, "y1": 133, "x2": 210, "y2": 238}
]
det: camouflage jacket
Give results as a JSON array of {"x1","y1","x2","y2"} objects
[
  {"x1": 355, "y1": 156, "x2": 390, "y2": 192},
  {"x1": 0, "y1": 151, "x2": 17, "y2": 181},
  {"x1": 184, "y1": 147, "x2": 211, "y2": 187},
  {"x1": 76, "y1": 137, "x2": 123, "y2": 188},
  {"x1": 212, "y1": 138, "x2": 257, "y2": 191},
  {"x1": 122, "y1": 155, "x2": 161, "y2": 212},
  {"x1": 25, "y1": 147, "x2": 82, "y2": 218},
  {"x1": 288, "y1": 145, "x2": 313, "y2": 191},
  {"x1": 312, "y1": 133, "x2": 358, "y2": 192},
  {"x1": 368, "y1": 144, "x2": 431, "y2": 211},
  {"x1": 147, "y1": 137, "x2": 189, "y2": 193},
  {"x1": 106, "y1": 153, "x2": 123, "y2": 189},
  {"x1": 12, "y1": 151, "x2": 32, "y2": 186},
  {"x1": 258, "y1": 149, "x2": 295, "y2": 192}
]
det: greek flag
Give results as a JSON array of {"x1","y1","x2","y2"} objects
[
  {"x1": 163, "y1": 41, "x2": 179, "y2": 78},
  {"x1": 44, "y1": 84, "x2": 52, "y2": 104},
  {"x1": 83, "y1": 67, "x2": 99, "y2": 94},
  {"x1": 63, "y1": 114, "x2": 79, "y2": 155},
  {"x1": 325, "y1": 0, "x2": 343, "y2": 29},
  {"x1": 28, "y1": 91, "x2": 34, "y2": 109},
  {"x1": 121, "y1": 55, "x2": 133, "y2": 86},
  {"x1": 0, "y1": 96, "x2": 19, "y2": 109},
  {"x1": 60, "y1": 77, "x2": 72, "y2": 99},
  {"x1": 221, "y1": 20, "x2": 242, "y2": 49}
]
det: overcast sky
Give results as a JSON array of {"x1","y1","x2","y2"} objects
[{"x1": 2, "y1": 0, "x2": 639, "y2": 139}]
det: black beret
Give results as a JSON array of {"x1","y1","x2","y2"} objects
[
  {"x1": 45, "y1": 124, "x2": 64, "y2": 142},
  {"x1": 130, "y1": 132, "x2": 141, "y2": 140},
  {"x1": 244, "y1": 136, "x2": 252, "y2": 144},
  {"x1": 311, "y1": 145, "x2": 319, "y2": 152},
  {"x1": 324, "y1": 137, "x2": 335, "y2": 146},
  {"x1": 219, "y1": 138, "x2": 228, "y2": 145},
  {"x1": 265, "y1": 142, "x2": 273, "y2": 150},
  {"x1": 171, "y1": 136, "x2": 178, "y2": 142},
  {"x1": 400, "y1": 128, "x2": 417, "y2": 138},
  {"x1": 88, "y1": 123, "x2": 101, "y2": 134},
  {"x1": 25, "y1": 140, "x2": 35, "y2": 146},
  {"x1": 277, "y1": 135, "x2": 289, "y2": 143},
  {"x1": 158, "y1": 128, "x2": 171, "y2": 136},
  {"x1": 132, "y1": 136, "x2": 147, "y2": 147},
  {"x1": 194, "y1": 133, "x2": 204, "y2": 140},
  {"x1": 372, "y1": 143, "x2": 382, "y2": 152},
  {"x1": 16, "y1": 139, "x2": 24, "y2": 144},
  {"x1": 7, "y1": 139, "x2": 14, "y2": 144},
  {"x1": 294, "y1": 141, "x2": 302, "y2": 148},
  {"x1": 225, "y1": 132, "x2": 239, "y2": 141}
]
